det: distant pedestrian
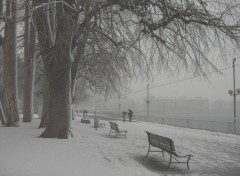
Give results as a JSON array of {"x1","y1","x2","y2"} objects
[
  {"x1": 122, "y1": 111, "x2": 128, "y2": 122},
  {"x1": 128, "y1": 109, "x2": 133, "y2": 122},
  {"x1": 83, "y1": 109, "x2": 88, "y2": 118}
]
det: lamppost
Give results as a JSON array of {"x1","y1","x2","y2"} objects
[
  {"x1": 146, "y1": 84, "x2": 150, "y2": 122},
  {"x1": 104, "y1": 96, "x2": 107, "y2": 112},
  {"x1": 118, "y1": 95, "x2": 121, "y2": 114},
  {"x1": 228, "y1": 58, "x2": 240, "y2": 134}
]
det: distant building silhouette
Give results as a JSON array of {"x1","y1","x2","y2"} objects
[
  {"x1": 149, "y1": 97, "x2": 209, "y2": 113},
  {"x1": 212, "y1": 100, "x2": 240, "y2": 114}
]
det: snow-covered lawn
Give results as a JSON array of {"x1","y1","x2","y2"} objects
[{"x1": 0, "y1": 117, "x2": 240, "y2": 176}]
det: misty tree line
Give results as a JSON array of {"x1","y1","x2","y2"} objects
[{"x1": 0, "y1": 0, "x2": 240, "y2": 139}]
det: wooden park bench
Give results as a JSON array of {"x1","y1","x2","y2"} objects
[
  {"x1": 145, "y1": 131, "x2": 193, "y2": 169},
  {"x1": 109, "y1": 121, "x2": 127, "y2": 138}
]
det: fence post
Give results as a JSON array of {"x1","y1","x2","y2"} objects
[{"x1": 187, "y1": 119, "x2": 190, "y2": 128}]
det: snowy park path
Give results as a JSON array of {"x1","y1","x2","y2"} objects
[{"x1": 0, "y1": 118, "x2": 240, "y2": 176}]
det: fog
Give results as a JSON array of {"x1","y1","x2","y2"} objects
[
  {"x1": 78, "y1": 55, "x2": 240, "y2": 125},
  {"x1": 130, "y1": 58, "x2": 240, "y2": 103}
]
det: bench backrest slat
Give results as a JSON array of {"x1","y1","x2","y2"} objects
[
  {"x1": 109, "y1": 122, "x2": 119, "y2": 131},
  {"x1": 146, "y1": 131, "x2": 176, "y2": 154}
]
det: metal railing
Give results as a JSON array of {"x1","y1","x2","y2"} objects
[{"x1": 99, "y1": 112, "x2": 240, "y2": 135}]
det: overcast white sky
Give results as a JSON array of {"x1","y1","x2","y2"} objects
[{"x1": 129, "y1": 57, "x2": 240, "y2": 102}]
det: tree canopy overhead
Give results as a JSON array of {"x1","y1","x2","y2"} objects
[
  {"x1": 35, "y1": 0, "x2": 240, "y2": 82},
  {"x1": 31, "y1": 0, "x2": 240, "y2": 138},
  {"x1": 77, "y1": 1, "x2": 240, "y2": 69}
]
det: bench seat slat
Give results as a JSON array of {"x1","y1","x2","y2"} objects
[{"x1": 150, "y1": 140, "x2": 173, "y2": 154}]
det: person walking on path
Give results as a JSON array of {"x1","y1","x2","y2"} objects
[
  {"x1": 83, "y1": 109, "x2": 88, "y2": 118},
  {"x1": 128, "y1": 109, "x2": 133, "y2": 122},
  {"x1": 122, "y1": 111, "x2": 128, "y2": 122}
]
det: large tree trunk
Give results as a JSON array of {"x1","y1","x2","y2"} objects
[
  {"x1": 0, "y1": 0, "x2": 3, "y2": 46},
  {"x1": 71, "y1": 42, "x2": 86, "y2": 95},
  {"x1": 23, "y1": 0, "x2": 36, "y2": 122},
  {"x1": 70, "y1": 2, "x2": 90, "y2": 96},
  {"x1": 40, "y1": 7, "x2": 74, "y2": 138},
  {"x1": 38, "y1": 60, "x2": 50, "y2": 128},
  {"x1": 71, "y1": 41, "x2": 86, "y2": 114},
  {"x1": 71, "y1": 34, "x2": 89, "y2": 120},
  {"x1": 3, "y1": 0, "x2": 19, "y2": 126},
  {"x1": 0, "y1": 99, "x2": 5, "y2": 125},
  {"x1": 34, "y1": 1, "x2": 53, "y2": 128},
  {"x1": 40, "y1": 58, "x2": 73, "y2": 138}
]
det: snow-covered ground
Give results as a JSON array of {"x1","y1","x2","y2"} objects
[{"x1": 0, "y1": 116, "x2": 240, "y2": 176}]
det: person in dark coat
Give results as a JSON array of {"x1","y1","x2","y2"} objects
[
  {"x1": 83, "y1": 109, "x2": 88, "y2": 118},
  {"x1": 128, "y1": 109, "x2": 133, "y2": 122},
  {"x1": 122, "y1": 111, "x2": 128, "y2": 122}
]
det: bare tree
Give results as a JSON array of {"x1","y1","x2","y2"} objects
[
  {"x1": 33, "y1": 0, "x2": 240, "y2": 138},
  {"x1": 23, "y1": 0, "x2": 36, "y2": 122},
  {"x1": 34, "y1": 1, "x2": 55, "y2": 128},
  {"x1": 0, "y1": 0, "x2": 3, "y2": 31},
  {"x1": 35, "y1": 0, "x2": 74, "y2": 138},
  {"x1": 76, "y1": 38, "x2": 131, "y2": 96},
  {"x1": 0, "y1": 98, "x2": 5, "y2": 125},
  {"x1": 38, "y1": 60, "x2": 50, "y2": 128},
  {"x1": 0, "y1": 0, "x2": 5, "y2": 126},
  {"x1": 3, "y1": 0, "x2": 20, "y2": 126}
]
